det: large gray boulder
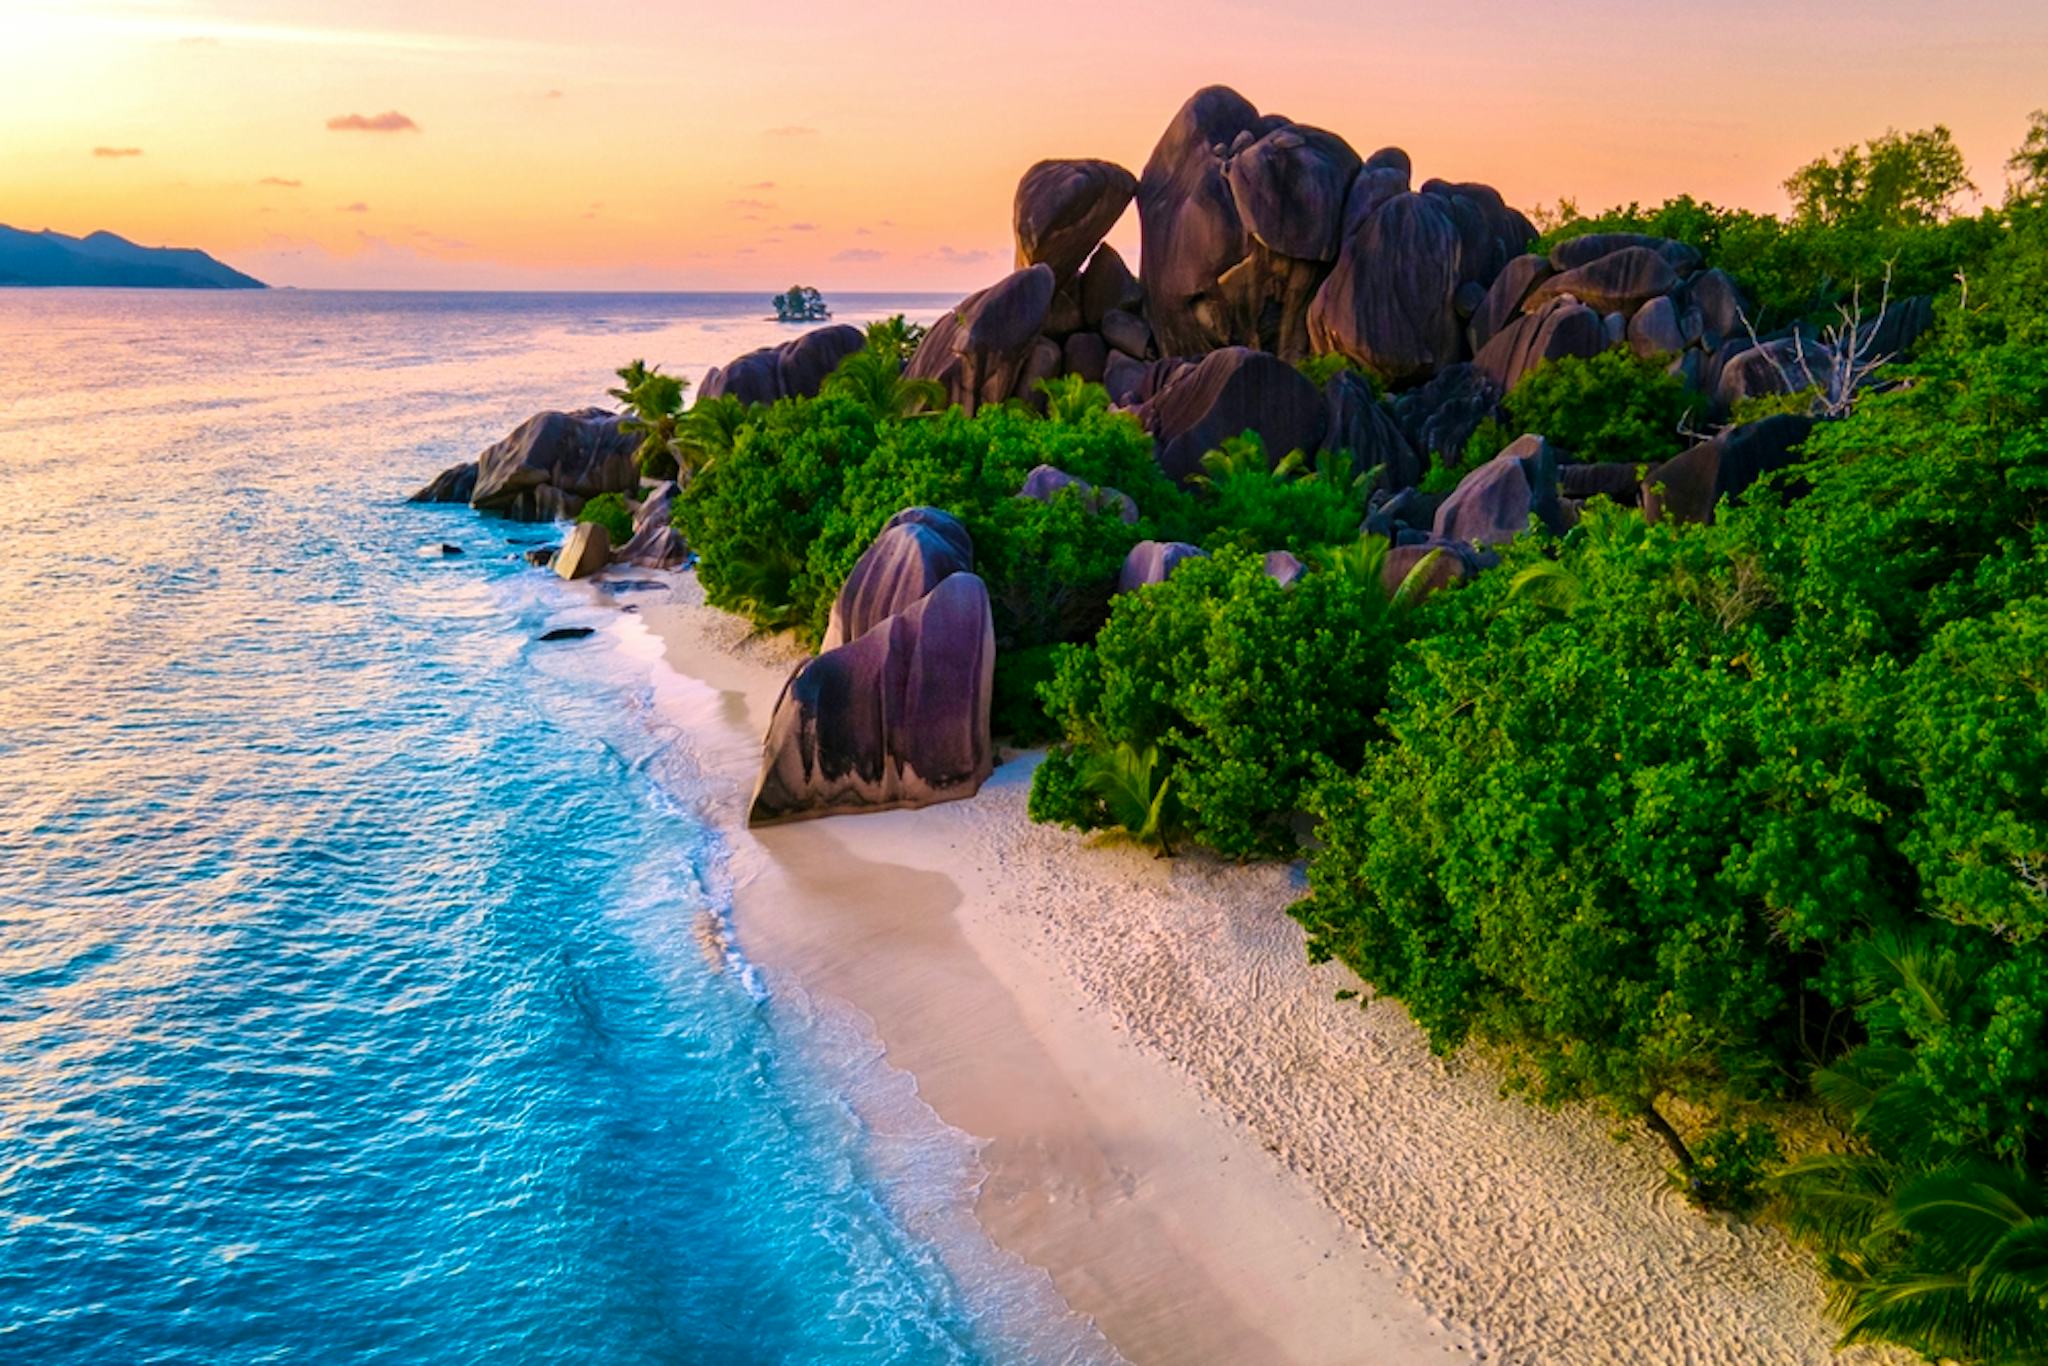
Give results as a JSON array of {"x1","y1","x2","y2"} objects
[
  {"x1": 748, "y1": 571, "x2": 995, "y2": 826},
  {"x1": 1227, "y1": 124, "x2": 1362, "y2": 263},
  {"x1": 1014, "y1": 159, "x2": 1138, "y2": 281},
  {"x1": 1079, "y1": 244, "x2": 1145, "y2": 326},
  {"x1": 410, "y1": 461, "x2": 478, "y2": 505},
  {"x1": 1135, "y1": 346, "x2": 1327, "y2": 484},
  {"x1": 1523, "y1": 246, "x2": 1681, "y2": 318},
  {"x1": 614, "y1": 480, "x2": 689, "y2": 569},
  {"x1": 1432, "y1": 434, "x2": 1565, "y2": 547},
  {"x1": 699, "y1": 324, "x2": 866, "y2": 406},
  {"x1": 1117, "y1": 540, "x2": 1206, "y2": 593},
  {"x1": 1473, "y1": 295, "x2": 1607, "y2": 393},
  {"x1": 554, "y1": 521, "x2": 611, "y2": 580},
  {"x1": 906, "y1": 265, "x2": 1057, "y2": 415},
  {"x1": 1642, "y1": 414, "x2": 1814, "y2": 524},
  {"x1": 822, "y1": 507, "x2": 975, "y2": 650},
  {"x1": 469, "y1": 409, "x2": 641, "y2": 522},
  {"x1": 1306, "y1": 192, "x2": 1464, "y2": 385},
  {"x1": 1467, "y1": 253, "x2": 1553, "y2": 353},
  {"x1": 1018, "y1": 464, "x2": 1138, "y2": 523},
  {"x1": 1321, "y1": 370, "x2": 1421, "y2": 491},
  {"x1": 1713, "y1": 337, "x2": 1829, "y2": 412},
  {"x1": 1627, "y1": 295, "x2": 1687, "y2": 358}
]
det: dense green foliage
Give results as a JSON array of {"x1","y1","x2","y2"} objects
[
  {"x1": 608, "y1": 359, "x2": 689, "y2": 479},
  {"x1": 1454, "y1": 347, "x2": 1697, "y2": 484},
  {"x1": 1784, "y1": 126, "x2": 1976, "y2": 231},
  {"x1": 574, "y1": 491, "x2": 634, "y2": 544}
]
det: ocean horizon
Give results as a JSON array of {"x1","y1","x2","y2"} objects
[{"x1": 0, "y1": 289, "x2": 1112, "y2": 1365}]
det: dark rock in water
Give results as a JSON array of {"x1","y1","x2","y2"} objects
[
  {"x1": 539, "y1": 626, "x2": 596, "y2": 641},
  {"x1": 1117, "y1": 540, "x2": 1206, "y2": 593},
  {"x1": 600, "y1": 579, "x2": 669, "y2": 595},
  {"x1": 1627, "y1": 294, "x2": 1686, "y2": 358},
  {"x1": 1262, "y1": 550, "x2": 1306, "y2": 586},
  {"x1": 1467, "y1": 253, "x2": 1553, "y2": 353},
  {"x1": 1473, "y1": 296, "x2": 1606, "y2": 393},
  {"x1": 748, "y1": 571, "x2": 995, "y2": 826},
  {"x1": 1138, "y1": 346, "x2": 1326, "y2": 485},
  {"x1": 1524, "y1": 246, "x2": 1680, "y2": 318},
  {"x1": 699, "y1": 324, "x2": 865, "y2": 407},
  {"x1": 553, "y1": 522, "x2": 611, "y2": 580},
  {"x1": 1014, "y1": 159, "x2": 1138, "y2": 281},
  {"x1": 1079, "y1": 244, "x2": 1144, "y2": 327},
  {"x1": 419, "y1": 542, "x2": 464, "y2": 557},
  {"x1": 823, "y1": 507, "x2": 975, "y2": 651},
  {"x1": 1560, "y1": 462, "x2": 1645, "y2": 505},
  {"x1": 1321, "y1": 371, "x2": 1421, "y2": 492},
  {"x1": 1433, "y1": 434, "x2": 1566, "y2": 546},
  {"x1": 470, "y1": 408, "x2": 640, "y2": 522},
  {"x1": 906, "y1": 265, "x2": 1056, "y2": 415},
  {"x1": 1643, "y1": 414, "x2": 1815, "y2": 524},
  {"x1": 410, "y1": 462, "x2": 478, "y2": 504},
  {"x1": 1308, "y1": 192, "x2": 1464, "y2": 384},
  {"x1": 523, "y1": 546, "x2": 559, "y2": 567},
  {"x1": 1018, "y1": 464, "x2": 1138, "y2": 523},
  {"x1": 1390, "y1": 363, "x2": 1503, "y2": 469}
]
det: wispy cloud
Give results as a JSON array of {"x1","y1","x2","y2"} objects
[
  {"x1": 326, "y1": 111, "x2": 419, "y2": 133},
  {"x1": 258, "y1": 176, "x2": 302, "y2": 188},
  {"x1": 744, "y1": 180, "x2": 776, "y2": 190},
  {"x1": 92, "y1": 146, "x2": 143, "y2": 158},
  {"x1": 785, "y1": 222, "x2": 818, "y2": 232},
  {"x1": 764, "y1": 125, "x2": 817, "y2": 138},
  {"x1": 928, "y1": 245, "x2": 993, "y2": 266},
  {"x1": 338, "y1": 201, "x2": 370, "y2": 213},
  {"x1": 728, "y1": 198, "x2": 773, "y2": 211},
  {"x1": 543, "y1": 88, "x2": 564, "y2": 99},
  {"x1": 832, "y1": 248, "x2": 887, "y2": 263}
]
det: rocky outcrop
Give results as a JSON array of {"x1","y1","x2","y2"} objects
[
  {"x1": 1642, "y1": 414, "x2": 1815, "y2": 524},
  {"x1": 1473, "y1": 295, "x2": 1607, "y2": 392},
  {"x1": 1018, "y1": 465, "x2": 1138, "y2": 523},
  {"x1": 1117, "y1": 540, "x2": 1205, "y2": 593},
  {"x1": 1433, "y1": 434, "x2": 1566, "y2": 546},
  {"x1": 906, "y1": 264, "x2": 1057, "y2": 415},
  {"x1": 1468, "y1": 253, "x2": 1552, "y2": 353},
  {"x1": 554, "y1": 522, "x2": 611, "y2": 580},
  {"x1": 1136, "y1": 347, "x2": 1326, "y2": 484},
  {"x1": 1523, "y1": 246, "x2": 1680, "y2": 318},
  {"x1": 1321, "y1": 370, "x2": 1421, "y2": 490},
  {"x1": 1014, "y1": 160, "x2": 1138, "y2": 281},
  {"x1": 470, "y1": 409, "x2": 641, "y2": 522},
  {"x1": 410, "y1": 462, "x2": 477, "y2": 505},
  {"x1": 699, "y1": 324, "x2": 865, "y2": 407},
  {"x1": 821, "y1": 507, "x2": 976, "y2": 650},
  {"x1": 1307, "y1": 192, "x2": 1464, "y2": 384},
  {"x1": 1262, "y1": 550, "x2": 1306, "y2": 586},
  {"x1": 1390, "y1": 363, "x2": 1504, "y2": 472},
  {"x1": 614, "y1": 481, "x2": 688, "y2": 569},
  {"x1": 748, "y1": 571, "x2": 995, "y2": 826},
  {"x1": 1079, "y1": 244, "x2": 1145, "y2": 327}
]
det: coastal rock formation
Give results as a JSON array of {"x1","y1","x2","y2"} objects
[
  {"x1": 1079, "y1": 244, "x2": 1145, "y2": 326},
  {"x1": 1433, "y1": 434, "x2": 1566, "y2": 547},
  {"x1": 614, "y1": 481, "x2": 689, "y2": 569},
  {"x1": 699, "y1": 324, "x2": 866, "y2": 407},
  {"x1": 1014, "y1": 159, "x2": 1138, "y2": 281},
  {"x1": 1523, "y1": 246, "x2": 1680, "y2": 317},
  {"x1": 1018, "y1": 464, "x2": 1139, "y2": 523},
  {"x1": 1468, "y1": 253, "x2": 1553, "y2": 353},
  {"x1": 906, "y1": 264, "x2": 1057, "y2": 414},
  {"x1": 469, "y1": 408, "x2": 641, "y2": 522},
  {"x1": 410, "y1": 461, "x2": 477, "y2": 505},
  {"x1": 1136, "y1": 347, "x2": 1326, "y2": 484},
  {"x1": 748, "y1": 571, "x2": 995, "y2": 826},
  {"x1": 1117, "y1": 540, "x2": 1206, "y2": 593},
  {"x1": 554, "y1": 522, "x2": 611, "y2": 580},
  {"x1": 822, "y1": 507, "x2": 976, "y2": 651},
  {"x1": 1642, "y1": 414, "x2": 1815, "y2": 524}
]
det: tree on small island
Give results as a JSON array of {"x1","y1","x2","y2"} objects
[{"x1": 772, "y1": 285, "x2": 830, "y2": 322}]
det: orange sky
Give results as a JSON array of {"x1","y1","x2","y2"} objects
[{"x1": 4, "y1": 0, "x2": 2045, "y2": 291}]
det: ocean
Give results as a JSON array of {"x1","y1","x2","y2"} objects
[{"x1": 0, "y1": 290, "x2": 1114, "y2": 1365}]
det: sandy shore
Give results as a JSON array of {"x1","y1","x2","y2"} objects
[{"x1": 608, "y1": 569, "x2": 1892, "y2": 1366}]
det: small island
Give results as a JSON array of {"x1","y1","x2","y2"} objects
[
  {"x1": 770, "y1": 285, "x2": 830, "y2": 322},
  {"x1": 0, "y1": 225, "x2": 264, "y2": 289}
]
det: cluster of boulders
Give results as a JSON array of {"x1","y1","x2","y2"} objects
[
  {"x1": 749, "y1": 508, "x2": 995, "y2": 825},
  {"x1": 699, "y1": 324, "x2": 865, "y2": 406}
]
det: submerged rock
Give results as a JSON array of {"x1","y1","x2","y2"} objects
[{"x1": 749, "y1": 572, "x2": 995, "y2": 826}]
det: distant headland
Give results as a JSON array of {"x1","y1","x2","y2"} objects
[{"x1": 0, "y1": 225, "x2": 265, "y2": 289}]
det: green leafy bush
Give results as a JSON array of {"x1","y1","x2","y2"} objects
[
  {"x1": 1464, "y1": 347, "x2": 1696, "y2": 469},
  {"x1": 574, "y1": 491, "x2": 634, "y2": 544}
]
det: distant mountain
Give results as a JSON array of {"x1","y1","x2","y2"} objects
[{"x1": 0, "y1": 225, "x2": 265, "y2": 289}]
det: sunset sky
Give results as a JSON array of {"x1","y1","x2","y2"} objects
[{"x1": 6, "y1": 0, "x2": 2046, "y2": 291}]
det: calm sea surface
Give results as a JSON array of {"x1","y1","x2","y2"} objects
[{"x1": 0, "y1": 290, "x2": 1112, "y2": 1365}]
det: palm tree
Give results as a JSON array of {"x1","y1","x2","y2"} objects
[
  {"x1": 609, "y1": 359, "x2": 689, "y2": 479},
  {"x1": 863, "y1": 314, "x2": 926, "y2": 366},
  {"x1": 1033, "y1": 374, "x2": 1111, "y2": 425},
  {"x1": 820, "y1": 344, "x2": 947, "y2": 421},
  {"x1": 675, "y1": 394, "x2": 750, "y2": 477}
]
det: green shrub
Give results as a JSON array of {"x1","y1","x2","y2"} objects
[
  {"x1": 575, "y1": 491, "x2": 634, "y2": 544},
  {"x1": 990, "y1": 643, "x2": 1063, "y2": 743},
  {"x1": 1467, "y1": 347, "x2": 1695, "y2": 468}
]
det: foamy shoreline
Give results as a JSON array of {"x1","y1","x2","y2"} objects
[{"x1": 609, "y1": 566, "x2": 1894, "y2": 1366}]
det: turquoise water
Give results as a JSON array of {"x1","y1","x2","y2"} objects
[{"x1": 0, "y1": 291, "x2": 1111, "y2": 1364}]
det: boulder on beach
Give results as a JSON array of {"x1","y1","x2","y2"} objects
[
  {"x1": 1136, "y1": 346, "x2": 1326, "y2": 484},
  {"x1": 554, "y1": 521, "x2": 611, "y2": 580},
  {"x1": 821, "y1": 507, "x2": 976, "y2": 651},
  {"x1": 1014, "y1": 159, "x2": 1138, "y2": 281},
  {"x1": 748, "y1": 571, "x2": 996, "y2": 826},
  {"x1": 699, "y1": 325, "x2": 866, "y2": 407},
  {"x1": 906, "y1": 264, "x2": 1057, "y2": 414},
  {"x1": 469, "y1": 408, "x2": 642, "y2": 522}
]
